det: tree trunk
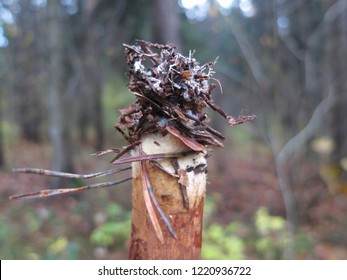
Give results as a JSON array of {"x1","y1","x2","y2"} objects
[
  {"x1": 83, "y1": 22, "x2": 105, "y2": 151},
  {"x1": 46, "y1": 0, "x2": 74, "y2": 187},
  {"x1": 322, "y1": 2, "x2": 347, "y2": 165},
  {"x1": 11, "y1": 0, "x2": 44, "y2": 143},
  {"x1": 129, "y1": 133, "x2": 206, "y2": 259},
  {"x1": 151, "y1": 0, "x2": 181, "y2": 47},
  {"x1": 91, "y1": 79, "x2": 104, "y2": 151},
  {"x1": 0, "y1": 87, "x2": 4, "y2": 168},
  {"x1": 330, "y1": 6, "x2": 347, "y2": 163}
]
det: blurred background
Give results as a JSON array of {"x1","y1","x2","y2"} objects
[{"x1": 1, "y1": 0, "x2": 347, "y2": 260}]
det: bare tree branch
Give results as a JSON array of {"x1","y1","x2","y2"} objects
[
  {"x1": 307, "y1": 0, "x2": 347, "y2": 47},
  {"x1": 224, "y1": 17, "x2": 268, "y2": 85},
  {"x1": 276, "y1": 91, "x2": 336, "y2": 164}
]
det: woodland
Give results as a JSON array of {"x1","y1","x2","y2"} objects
[{"x1": 0, "y1": 0, "x2": 347, "y2": 259}]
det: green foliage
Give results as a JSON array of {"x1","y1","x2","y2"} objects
[
  {"x1": 253, "y1": 207, "x2": 287, "y2": 259},
  {"x1": 255, "y1": 207, "x2": 286, "y2": 234},
  {"x1": 45, "y1": 237, "x2": 81, "y2": 260},
  {"x1": 90, "y1": 203, "x2": 131, "y2": 248},
  {"x1": 202, "y1": 194, "x2": 246, "y2": 259},
  {"x1": 0, "y1": 199, "x2": 132, "y2": 259},
  {"x1": 202, "y1": 199, "x2": 313, "y2": 260},
  {"x1": 0, "y1": 207, "x2": 80, "y2": 259},
  {"x1": 253, "y1": 207, "x2": 313, "y2": 259},
  {"x1": 202, "y1": 222, "x2": 246, "y2": 260}
]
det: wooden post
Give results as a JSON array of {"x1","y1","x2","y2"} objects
[
  {"x1": 129, "y1": 133, "x2": 206, "y2": 259},
  {"x1": 119, "y1": 40, "x2": 255, "y2": 260}
]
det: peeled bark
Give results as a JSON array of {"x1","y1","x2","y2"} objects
[{"x1": 129, "y1": 133, "x2": 206, "y2": 260}]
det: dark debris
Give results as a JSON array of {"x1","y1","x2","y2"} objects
[{"x1": 116, "y1": 40, "x2": 255, "y2": 150}]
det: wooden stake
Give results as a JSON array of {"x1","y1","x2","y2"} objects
[{"x1": 129, "y1": 133, "x2": 207, "y2": 259}]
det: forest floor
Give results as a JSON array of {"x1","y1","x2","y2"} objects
[{"x1": 1, "y1": 141, "x2": 347, "y2": 259}]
